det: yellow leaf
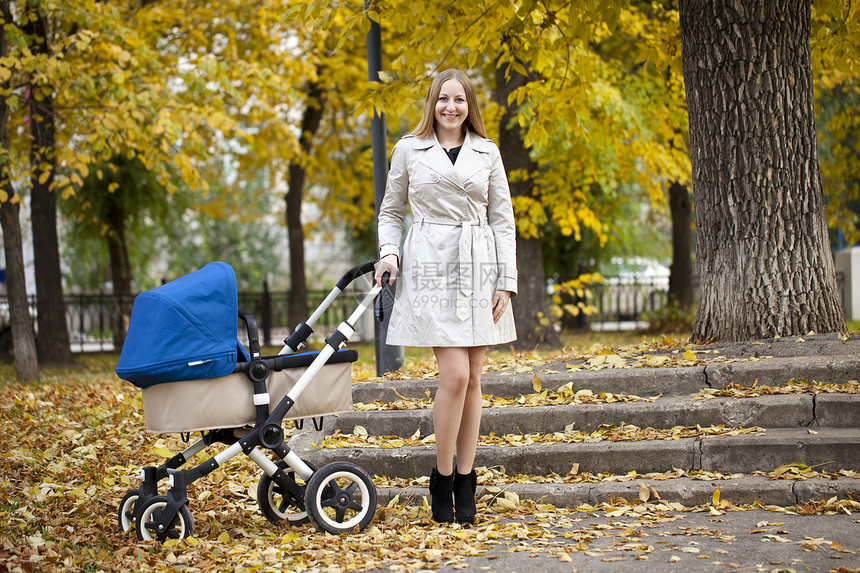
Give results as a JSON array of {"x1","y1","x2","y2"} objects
[
  {"x1": 638, "y1": 481, "x2": 650, "y2": 502},
  {"x1": 217, "y1": 532, "x2": 231, "y2": 543},
  {"x1": 683, "y1": 350, "x2": 697, "y2": 360},
  {"x1": 712, "y1": 487, "x2": 720, "y2": 506},
  {"x1": 494, "y1": 497, "x2": 517, "y2": 512},
  {"x1": 532, "y1": 374, "x2": 542, "y2": 393},
  {"x1": 153, "y1": 446, "x2": 174, "y2": 458}
]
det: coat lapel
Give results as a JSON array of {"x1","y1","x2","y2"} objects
[
  {"x1": 414, "y1": 131, "x2": 493, "y2": 190},
  {"x1": 415, "y1": 133, "x2": 461, "y2": 187},
  {"x1": 455, "y1": 131, "x2": 491, "y2": 185}
]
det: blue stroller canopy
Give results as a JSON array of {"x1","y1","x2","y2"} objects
[{"x1": 116, "y1": 262, "x2": 250, "y2": 388}]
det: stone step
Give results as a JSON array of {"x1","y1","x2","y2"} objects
[
  {"x1": 374, "y1": 475, "x2": 860, "y2": 509},
  {"x1": 300, "y1": 428, "x2": 860, "y2": 479},
  {"x1": 351, "y1": 355, "x2": 860, "y2": 403},
  {"x1": 333, "y1": 393, "x2": 860, "y2": 438}
]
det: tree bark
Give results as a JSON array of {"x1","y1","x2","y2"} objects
[
  {"x1": 494, "y1": 61, "x2": 561, "y2": 349},
  {"x1": 680, "y1": 0, "x2": 845, "y2": 341},
  {"x1": 0, "y1": 0, "x2": 38, "y2": 381},
  {"x1": 26, "y1": 8, "x2": 73, "y2": 365},
  {"x1": 106, "y1": 195, "x2": 132, "y2": 352},
  {"x1": 668, "y1": 181, "x2": 693, "y2": 308},
  {"x1": 286, "y1": 81, "x2": 325, "y2": 332}
]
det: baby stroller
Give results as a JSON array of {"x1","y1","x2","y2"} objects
[{"x1": 115, "y1": 260, "x2": 383, "y2": 541}]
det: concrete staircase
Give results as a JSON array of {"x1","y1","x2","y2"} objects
[{"x1": 293, "y1": 335, "x2": 860, "y2": 508}]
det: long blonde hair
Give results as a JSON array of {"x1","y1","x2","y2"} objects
[{"x1": 411, "y1": 69, "x2": 488, "y2": 139}]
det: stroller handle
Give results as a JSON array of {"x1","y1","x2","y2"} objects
[
  {"x1": 280, "y1": 260, "x2": 379, "y2": 355},
  {"x1": 336, "y1": 260, "x2": 377, "y2": 291}
]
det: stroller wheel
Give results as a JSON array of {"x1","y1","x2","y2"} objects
[
  {"x1": 305, "y1": 462, "x2": 377, "y2": 534},
  {"x1": 118, "y1": 489, "x2": 142, "y2": 533},
  {"x1": 257, "y1": 460, "x2": 310, "y2": 525},
  {"x1": 136, "y1": 495, "x2": 195, "y2": 542}
]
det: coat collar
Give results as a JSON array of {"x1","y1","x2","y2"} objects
[{"x1": 411, "y1": 131, "x2": 493, "y2": 188}]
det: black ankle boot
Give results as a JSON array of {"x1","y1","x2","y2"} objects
[
  {"x1": 429, "y1": 468, "x2": 454, "y2": 523},
  {"x1": 453, "y1": 469, "x2": 477, "y2": 524}
]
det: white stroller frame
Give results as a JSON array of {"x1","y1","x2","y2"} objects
[{"x1": 118, "y1": 261, "x2": 386, "y2": 541}]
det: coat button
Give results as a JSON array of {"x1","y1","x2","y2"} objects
[
  {"x1": 459, "y1": 190, "x2": 466, "y2": 197},
  {"x1": 438, "y1": 243, "x2": 445, "y2": 250}
]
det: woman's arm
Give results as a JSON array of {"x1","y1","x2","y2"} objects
[
  {"x1": 375, "y1": 140, "x2": 409, "y2": 286},
  {"x1": 486, "y1": 145, "x2": 518, "y2": 296},
  {"x1": 377, "y1": 140, "x2": 410, "y2": 260}
]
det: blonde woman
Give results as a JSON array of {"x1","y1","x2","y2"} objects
[{"x1": 374, "y1": 69, "x2": 517, "y2": 524}]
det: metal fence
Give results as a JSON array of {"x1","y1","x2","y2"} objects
[
  {"x1": 0, "y1": 277, "x2": 679, "y2": 353},
  {"x1": 0, "y1": 287, "x2": 361, "y2": 354},
  {"x1": 590, "y1": 278, "x2": 671, "y2": 330}
]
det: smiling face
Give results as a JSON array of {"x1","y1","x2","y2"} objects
[{"x1": 433, "y1": 79, "x2": 468, "y2": 137}]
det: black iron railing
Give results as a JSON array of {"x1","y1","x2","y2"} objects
[{"x1": 9, "y1": 271, "x2": 849, "y2": 353}]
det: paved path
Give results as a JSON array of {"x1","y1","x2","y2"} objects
[
  {"x1": 291, "y1": 334, "x2": 860, "y2": 571},
  {"x1": 380, "y1": 510, "x2": 860, "y2": 573}
]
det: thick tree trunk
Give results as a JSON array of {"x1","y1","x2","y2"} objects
[
  {"x1": 668, "y1": 181, "x2": 693, "y2": 308},
  {"x1": 286, "y1": 82, "x2": 325, "y2": 331},
  {"x1": 27, "y1": 8, "x2": 73, "y2": 365},
  {"x1": 680, "y1": 0, "x2": 845, "y2": 341},
  {"x1": 0, "y1": 0, "x2": 38, "y2": 381},
  {"x1": 0, "y1": 195, "x2": 38, "y2": 381},
  {"x1": 107, "y1": 197, "x2": 132, "y2": 352},
  {"x1": 495, "y1": 62, "x2": 561, "y2": 349}
]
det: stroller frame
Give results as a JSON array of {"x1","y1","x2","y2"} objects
[{"x1": 118, "y1": 261, "x2": 384, "y2": 541}]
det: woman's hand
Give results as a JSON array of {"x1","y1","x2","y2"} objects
[
  {"x1": 374, "y1": 254, "x2": 399, "y2": 287},
  {"x1": 491, "y1": 290, "x2": 512, "y2": 323}
]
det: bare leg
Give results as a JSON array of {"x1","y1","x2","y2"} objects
[
  {"x1": 454, "y1": 346, "x2": 486, "y2": 473},
  {"x1": 432, "y1": 347, "x2": 471, "y2": 475}
]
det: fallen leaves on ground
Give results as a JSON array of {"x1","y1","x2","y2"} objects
[
  {"x1": 373, "y1": 464, "x2": 858, "y2": 491},
  {"x1": 1, "y1": 350, "x2": 858, "y2": 572},
  {"x1": 695, "y1": 378, "x2": 860, "y2": 400},
  {"x1": 314, "y1": 424, "x2": 765, "y2": 450},
  {"x1": 352, "y1": 337, "x2": 770, "y2": 381},
  {"x1": 354, "y1": 381, "x2": 653, "y2": 411},
  {"x1": 562, "y1": 344, "x2": 757, "y2": 371},
  {"x1": 766, "y1": 463, "x2": 859, "y2": 481}
]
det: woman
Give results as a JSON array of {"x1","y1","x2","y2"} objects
[{"x1": 374, "y1": 69, "x2": 517, "y2": 524}]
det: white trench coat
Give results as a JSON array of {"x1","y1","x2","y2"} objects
[{"x1": 377, "y1": 131, "x2": 518, "y2": 347}]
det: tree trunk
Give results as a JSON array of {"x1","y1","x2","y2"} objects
[
  {"x1": 668, "y1": 181, "x2": 693, "y2": 308},
  {"x1": 680, "y1": 0, "x2": 845, "y2": 341},
  {"x1": 494, "y1": 61, "x2": 561, "y2": 349},
  {"x1": 0, "y1": 0, "x2": 38, "y2": 381},
  {"x1": 106, "y1": 196, "x2": 132, "y2": 352},
  {"x1": 26, "y1": 8, "x2": 73, "y2": 365},
  {"x1": 286, "y1": 81, "x2": 325, "y2": 331}
]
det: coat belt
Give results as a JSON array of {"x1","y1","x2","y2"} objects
[{"x1": 416, "y1": 216, "x2": 489, "y2": 321}]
